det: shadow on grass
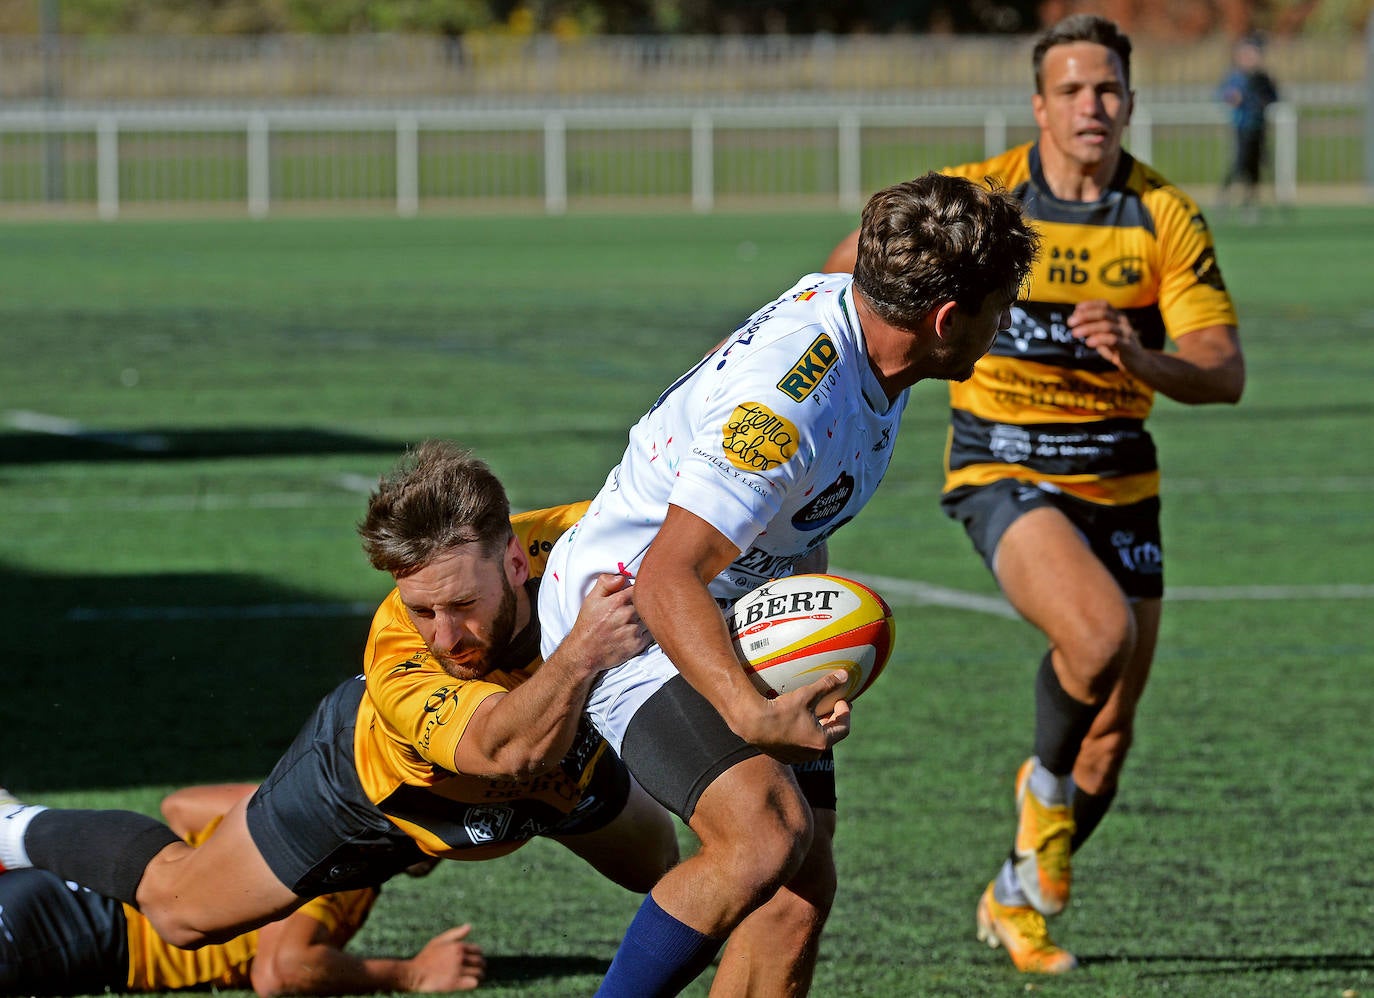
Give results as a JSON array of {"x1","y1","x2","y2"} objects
[
  {"x1": 0, "y1": 426, "x2": 405, "y2": 465},
  {"x1": 485, "y1": 954, "x2": 610, "y2": 985},
  {"x1": 0, "y1": 560, "x2": 377, "y2": 795},
  {"x1": 1083, "y1": 952, "x2": 1374, "y2": 975}
]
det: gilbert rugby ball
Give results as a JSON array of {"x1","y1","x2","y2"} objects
[{"x1": 726, "y1": 573, "x2": 894, "y2": 715}]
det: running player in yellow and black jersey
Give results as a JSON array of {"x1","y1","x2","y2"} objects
[
  {"x1": 824, "y1": 14, "x2": 1244, "y2": 975},
  {"x1": 0, "y1": 442, "x2": 678, "y2": 958}
]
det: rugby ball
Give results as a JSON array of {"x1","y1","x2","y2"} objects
[{"x1": 726, "y1": 573, "x2": 894, "y2": 715}]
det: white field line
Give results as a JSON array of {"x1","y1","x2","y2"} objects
[
  {"x1": 5, "y1": 410, "x2": 171, "y2": 453},
  {"x1": 66, "y1": 574, "x2": 1374, "y2": 623},
  {"x1": 846, "y1": 572, "x2": 1374, "y2": 621}
]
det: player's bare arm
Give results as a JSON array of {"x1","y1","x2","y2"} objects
[
  {"x1": 634, "y1": 504, "x2": 850, "y2": 763},
  {"x1": 821, "y1": 227, "x2": 861, "y2": 274},
  {"x1": 1067, "y1": 300, "x2": 1245, "y2": 404},
  {"x1": 452, "y1": 573, "x2": 646, "y2": 780},
  {"x1": 251, "y1": 912, "x2": 484, "y2": 996},
  {"x1": 160, "y1": 784, "x2": 259, "y2": 839}
]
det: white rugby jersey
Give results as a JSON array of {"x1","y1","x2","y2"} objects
[{"x1": 548, "y1": 272, "x2": 909, "y2": 613}]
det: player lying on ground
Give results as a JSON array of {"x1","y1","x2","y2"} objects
[
  {"x1": 0, "y1": 782, "x2": 483, "y2": 996},
  {"x1": 0, "y1": 442, "x2": 678, "y2": 964}
]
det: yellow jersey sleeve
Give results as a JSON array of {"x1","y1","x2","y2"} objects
[
  {"x1": 1134, "y1": 162, "x2": 1239, "y2": 339},
  {"x1": 293, "y1": 885, "x2": 379, "y2": 948}
]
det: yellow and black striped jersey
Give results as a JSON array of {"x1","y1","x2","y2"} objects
[
  {"x1": 943, "y1": 143, "x2": 1238, "y2": 505},
  {"x1": 354, "y1": 501, "x2": 602, "y2": 860}
]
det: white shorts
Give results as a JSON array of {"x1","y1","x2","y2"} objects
[{"x1": 539, "y1": 531, "x2": 677, "y2": 755}]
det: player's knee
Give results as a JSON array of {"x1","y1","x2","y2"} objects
[
  {"x1": 761, "y1": 881, "x2": 832, "y2": 945},
  {"x1": 790, "y1": 855, "x2": 837, "y2": 921},
  {"x1": 754, "y1": 797, "x2": 815, "y2": 886},
  {"x1": 1077, "y1": 728, "x2": 1133, "y2": 790},
  {"x1": 1060, "y1": 609, "x2": 1136, "y2": 700},
  {"x1": 718, "y1": 798, "x2": 813, "y2": 898}
]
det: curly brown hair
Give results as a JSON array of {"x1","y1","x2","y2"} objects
[
  {"x1": 357, "y1": 439, "x2": 512, "y2": 578},
  {"x1": 852, "y1": 172, "x2": 1038, "y2": 331}
]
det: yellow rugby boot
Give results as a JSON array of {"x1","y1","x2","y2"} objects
[
  {"x1": 976, "y1": 882, "x2": 1078, "y2": 974},
  {"x1": 1013, "y1": 757, "x2": 1074, "y2": 916}
]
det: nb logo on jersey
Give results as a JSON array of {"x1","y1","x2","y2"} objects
[
  {"x1": 777, "y1": 333, "x2": 839, "y2": 402},
  {"x1": 1047, "y1": 246, "x2": 1091, "y2": 285}
]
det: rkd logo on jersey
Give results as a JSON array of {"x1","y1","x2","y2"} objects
[
  {"x1": 722, "y1": 402, "x2": 798, "y2": 473},
  {"x1": 777, "y1": 333, "x2": 839, "y2": 402}
]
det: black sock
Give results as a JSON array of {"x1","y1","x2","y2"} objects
[
  {"x1": 26, "y1": 809, "x2": 181, "y2": 905},
  {"x1": 1033, "y1": 652, "x2": 1101, "y2": 776},
  {"x1": 1071, "y1": 785, "x2": 1117, "y2": 852}
]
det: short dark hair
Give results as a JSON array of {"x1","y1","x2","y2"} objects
[
  {"x1": 358, "y1": 439, "x2": 513, "y2": 578},
  {"x1": 1032, "y1": 14, "x2": 1132, "y2": 92},
  {"x1": 852, "y1": 173, "x2": 1038, "y2": 330}
]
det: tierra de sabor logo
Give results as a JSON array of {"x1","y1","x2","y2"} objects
[{"x1": 723, "y1": 402, "x2": 798, "y2": 473}]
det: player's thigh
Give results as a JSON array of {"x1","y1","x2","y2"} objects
[
  {"x1": 139, "y1": 796, "x2": 301, "y2": 941},
  {"x1": 552, "y1": 776, "x2": 680, "y2": 893},
  {"x1": 996, "y1": 506, "x2": 1133, "y2": 659}
]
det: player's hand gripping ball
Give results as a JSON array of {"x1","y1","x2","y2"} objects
[{"x1": 726, "y1": 573, "x2": 894, "y2": 715}]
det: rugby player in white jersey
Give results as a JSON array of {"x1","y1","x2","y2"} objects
[{"x1": 539, "y1": 173, "x2": 1040, "y2": 997}]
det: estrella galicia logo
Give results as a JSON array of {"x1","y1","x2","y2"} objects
[
  {"x1": 791, "y1": 472, "x2": 854, "y2": 531},
  {"x1": 777, "y1": 333, "x2": 839, "y2": 402},
  {"x1": 1191, "y1": 247, "x2": 1227, "y2": 291},
  {"x1": 1099, "y1": 256, "x2": 1145, "y2": 288}
]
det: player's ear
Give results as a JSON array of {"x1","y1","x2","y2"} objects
[
  {"x1": 505, "y1": 534, "x2": 530, "y2": 586},
  {"x1": 931, "y1": 299, "x2": 961, "y2": 342}
]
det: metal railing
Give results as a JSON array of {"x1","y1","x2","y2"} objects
[{"x1": 0, "y1": 98, "x2": 1355, "y2": 218}]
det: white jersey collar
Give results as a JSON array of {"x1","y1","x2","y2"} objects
[{"x1": 840, "y1": 285, "x2": 895, "y2": 415}]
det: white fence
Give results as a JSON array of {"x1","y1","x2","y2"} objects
[{"x1": 0, "y1": 98, "x2": 1356, "y2": 219}]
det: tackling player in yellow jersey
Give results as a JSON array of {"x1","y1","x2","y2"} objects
[
  {"x1": 824, "y1": 14, "x2": 1244, "y2": 974},
  {"x1": 1, "y1": 783, "x2": 483, "y2": 996},
  {"x1": 0, "y1": 441, "x2": 677, "y2": 963}
]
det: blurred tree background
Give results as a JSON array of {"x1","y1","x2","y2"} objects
[{"x1": 0, "y1": 0, "x2": 1367, "y2": 36}]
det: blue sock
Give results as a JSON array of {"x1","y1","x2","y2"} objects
[{"x1": 595, "y1": 892, "x2": 724, "y2": 998}]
